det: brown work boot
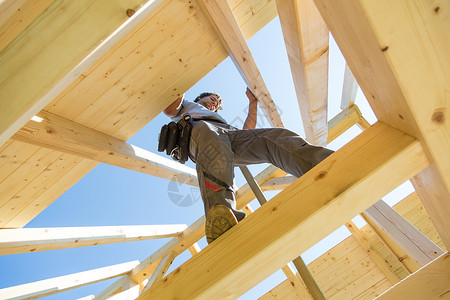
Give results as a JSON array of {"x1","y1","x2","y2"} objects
[{"x1": 205, "y1": 205, "x2": 238, "y2": 244}]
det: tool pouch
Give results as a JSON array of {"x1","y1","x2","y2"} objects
[{"x1": 158, "y1": 114, "x2": 193, "y2": 164}]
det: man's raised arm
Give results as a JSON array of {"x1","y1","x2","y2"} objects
[
  {"x1": 243, "y1": 88, "x2": 258, "y2": 130},
  {"x1": 164, "y1": 93, "x2": 184, "y2": 117}
]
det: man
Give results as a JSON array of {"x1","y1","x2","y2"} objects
[{"x1": 164, "y1": 89, "x2": 333, "y2": 244}]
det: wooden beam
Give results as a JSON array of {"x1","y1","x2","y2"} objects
[
  {"x1": 101, "y1": 164, "x2": 286, "y2": 290},
  {"x1": 291, "y1": 258, "x2": 325, "y2": 300},
  {"x1": 141, "y1": 251, "x2": 177, "y2": 293},
  {"x1": 12, "y1": 111, "x2": 198, "y2": 186},
  {"x1": 345, "y1": 221, "x2": 401, "y2": 284},
  {"x1": 411, "y1": 165, "x2": 450, "y2": 250},
  {"x1": 140, "y1": 122, "x2": 429, "y2": 299},
  {"x1": 261, "y1": 105, "x2": 362, "y2": 192},
  {"x1": 340, "y1": 63, "x2": 358, "y2": 110},
  {"x1": 0, "y1": 261, "x2": 139, "y2": 299},
  {"x1": 235, "y1": 165, "x2": 287, "y2": 207},
  {"x1": 107, "y1": 280, "x2": 140, "y2": 300},
  {"x1": 94, "y1": 276, "x2": 130, "y2": 300},
  {"x1": 129, "y1": 217, "x2": 205, "y2": 284},
  {"x1": 0, "y1": 224, "x2": 187, "y2": 255},
  {"x1": 0, "y1": 0, "x2": 163, "y2": 148},
  {"x1": 197, "y1": 0, "x2": 284, "y2": 128},
  {"x1": 357, "y1": 116, "x2": 371, "y2": 131},
  {"x1": 276, "y1": 0, "x2": 329, "y2": 146},
  {"x1": 327, "y1": 105, "x2": 361, "y2": 144},
  {"x1": 359, "y1": 215, "x2": 412, "y2": 280},
  {"x1": 77, "y1": 296, "x2": 95, "y2": 300},
  {"x1": 361, "y1": 212, "x2": 420, "y2": 274},
  {"x1": 280, "y1": 264, "x2": 312, "y2": 299},
  {"x1": 375, "y1": 252, "x2": 450, "y2": 300},
  {"x1": 188, "y1": 243, "x2": 201, "y2": 256},
  {"x1": 0, "y1": 0, "x2": 54, "y2": 52},
  {"x1": 239, "y1": 193, "x2": 313, "y2": 299},
  {"x1": 365, "y1": 200, "x2": 444, "y2": 267},
  {"x1": 259, "y1": 279, "x2": 300, "y2": 300},
  {"x1": 261, "y1": 176, "x2": 296, "y2": 191},
  {"x1": 314, "y1": 0, "x2": 450, "y2": 248}
]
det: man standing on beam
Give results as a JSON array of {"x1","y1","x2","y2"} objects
[{"x1": 164, "y1": 88, "x2": 333, "y2": 244}]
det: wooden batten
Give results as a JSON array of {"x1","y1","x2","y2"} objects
[
  {"x1": 276, "y1": 0, "x2": 329, "y2": 146},
  {"x1": 0, "y1": 261, "x2": 140, "y2": 299},
  {"x1": 141, "y1": 122, "x2": 429, "y2": 299},
  {"x1": 0, "y1": 224, "x2": 187, "y2": 255}
]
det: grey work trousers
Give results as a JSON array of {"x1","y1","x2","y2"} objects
[{"x1": 189, "y1": 120, "x2": 334, "y2": 221}]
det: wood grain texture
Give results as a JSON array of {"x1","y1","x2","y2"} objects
[
  {"x1": 141, "y1": 122, "x2": 428, "y2": 299},
  {"x1": 0, "y1": 0, "x2": 277, "y2": 229},
  {"x1": 276, "y1": 0, "x2": 329, "y2": 145},
  {"x1": 0, "y1": 0, "x2": 151, "y2": 147},
  {"x1": 365, "y1": 200, "x2": 444, "y2": 267},
  {"x1": 13, "y1": 111, "x2": 198, "y2": 186},
  {"x1": 375, "y1": 253, "x2": 450, "y2": 300},
  {"x1": 314, "y1": 0, "x2": 450, "y2": 249}
]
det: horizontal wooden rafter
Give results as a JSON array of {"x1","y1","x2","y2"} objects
[
  {"x1": 197, "y1": 0, "x2": 284, "y2": 128},
  {"x1": 0, "y1": 261, "x2": 140, "y2": 299},
  {"x1": 141, "y1": 122, "x2": 429, "y2": 299},
  {"x1": 12, "y1": 111, "x2": 198, "y2": 186},
  {"x1": 0, "y1": 0, "x2": 165, "y2": 147},
  {"x1": 0, "y1": 224, "x2": 187, "y2": 255},
  {"x1": 276, "y1": 0, "x2": 329, "y2": 145},
  {"x1": 314, "y1": 0, "x2": 450, "y2": 249}
]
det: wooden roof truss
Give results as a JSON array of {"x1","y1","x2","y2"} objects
[{"x1": 0, "y1": 0, "x2": 448, "y2": 299}]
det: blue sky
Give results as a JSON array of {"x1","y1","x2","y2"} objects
[{"x1": 0, "y1": 15, "x2": 415, "y2": 299}]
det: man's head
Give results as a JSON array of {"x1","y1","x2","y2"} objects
[{"x1": 194, "y1": 92, "x2": 222, "y2": 112}]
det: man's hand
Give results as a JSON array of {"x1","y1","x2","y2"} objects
[
  {"x1": 246, "y1": 87, "x2": 258, "y2": 105},
  {"x1": 164, "y1": 93, "x2": 184, "y2": 117},
  {"x1": 243, "y1": 88, "x2": 258, "y2": 130}
]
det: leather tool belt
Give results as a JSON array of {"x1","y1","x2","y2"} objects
[{"x1": 158, "y1": 114, "x2": 193, "y2": 164}]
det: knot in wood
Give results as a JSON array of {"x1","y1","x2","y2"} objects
[
  {"x1": 431, "y1": 110, "x2": 445, "y2": 124},
  {"x1": 314, "y1": 171, "x2": 327, "y2": 181},
  {"x1": 126, "y1": 9, "x2": 135, "y2": 17},
  {"x1": 45, "y1": 126, "x2": 54, "y2": 134}
]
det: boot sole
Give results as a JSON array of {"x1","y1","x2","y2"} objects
[{"x1": 205, "y1": 205, "x2": 238, "y2": 244}]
